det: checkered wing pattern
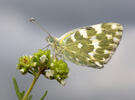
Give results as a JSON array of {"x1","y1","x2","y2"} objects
[{"x1": 58, "y1": 23, "x2": 123, "y2": 69}]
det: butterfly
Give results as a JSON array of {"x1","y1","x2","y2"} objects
[{"x1": 30, "y1": 18, "x2": 123, "y2": 69}]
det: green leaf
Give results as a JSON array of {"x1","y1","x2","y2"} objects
[
  {"x1": 27, "y1": 95, "x2": 33, "y2": 100},
  {"x1": 40, "y1": 90, "x2": 48, "y2": 100},
  {"x1": 21, "y1": 90, "x2": 25, "y2": 98},
  {"x1": 12, "y1": 77, "x2": 22, "y2": 99}
]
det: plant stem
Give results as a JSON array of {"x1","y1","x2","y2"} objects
[{"x1": 22, "y1": 72, "x2": 41, "y2": 100}]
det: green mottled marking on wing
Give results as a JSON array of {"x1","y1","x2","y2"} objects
[
  {"x1": 63, "y1": 43, "x2": 97, "y2": 67},
  {"x1": 58, "y1": 23, "x2": 123, "y2": 69}
]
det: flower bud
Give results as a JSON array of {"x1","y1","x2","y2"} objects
[
  {"x1": 45, "y1": 70, "x2": 54, "y2": 79},
  {"x1": 19, "y1": 68, "x2": 28, "y2": 74},
  {"x1": 60, "y1": 80, "x2": 66, "y2": 86},
  {"x1": 40, "y1": 55, "x2": 47, "y2": 63}
]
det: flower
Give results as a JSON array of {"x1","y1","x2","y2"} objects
[
  {"x1": 33, "y1": 49, "x2": 51, "y2": 67},
  {"x1": 47, "y1": 59, "x2": 69, "y2": 85},
  {"x1": 45, "y1": 70, "x2": 54, "y2": 78},
  {"x1": 40, "y1": 55, "x2": 47, "y2": 63},
  {"x1": 60, "y1": 80, "x2": 66, "y2": 86},
  {"x1": 16, "y1": 49, "x2": 69, "y2": 85},
  {"x1": 17, "y1": 55, "x2": 35, "y2": 74}
]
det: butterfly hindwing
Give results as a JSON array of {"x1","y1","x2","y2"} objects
[{"x1": 58, "y1": 23, "x2": 123, "y2": 69}]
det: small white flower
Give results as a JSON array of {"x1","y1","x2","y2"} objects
[
  {"x1": 60, "y1": 80, "x2": 66, "y2": 86},
  {"x1": 33, "y1": 62, "x2": 37, "y2": 67},
  {"x1": 50, "y1": 63, "x2": 54, "y2": 67},
  {"x1": 40, "y1": 55, "x2": 47, "y2": 63},
  {"x1": 20, "y1": 69, "x2": 25, "y2": 73},
  {"x1": 45, "y1": 70, "x2": 54, "y2": 78}
]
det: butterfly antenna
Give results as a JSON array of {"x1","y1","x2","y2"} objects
[{"x1": 29, "y1": 17, "x2": 51, "y2": 37}]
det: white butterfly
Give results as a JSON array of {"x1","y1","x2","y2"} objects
[{"x1": 30, "y1": 18, "x2": 123, "y2": 69}]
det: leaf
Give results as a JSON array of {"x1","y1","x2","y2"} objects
[
  {"x1": 27, "y1": 95, "x2": 33, "y2": 100},
  {"x1": 21, "y1": 90, "x2": 25, "y2": 98},
  {"x1": 40, "y1": 90, "x2": 48, "y2": 100},
  {"x1": 12, "y1": 77, "x2": 22, "y2": 99}
]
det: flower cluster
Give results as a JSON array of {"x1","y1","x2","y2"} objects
[
  {"x1": 17, "y1": 55, "x2": 36, "y2": 74},
  {"x1": 45, "y1": 59, "x2": 69, "y2": 85},
  {"x1": 17, "y1": 49, "x2": 69, "y2": 85}
]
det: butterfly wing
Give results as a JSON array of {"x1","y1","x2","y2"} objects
[{"x1": 58, "y1": 23, "x2": 123, "y2": 69}]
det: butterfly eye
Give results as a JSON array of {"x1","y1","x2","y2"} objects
[{"x1": 47, "y1": 36, "x2": 54, "y2": 43}]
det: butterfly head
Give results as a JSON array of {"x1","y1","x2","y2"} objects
[
  {"x1": 47, "y1": 36, "x2": 56, "y2": 43},
  {"x1": 47, "y1": 36, "x2": 59, "y2": 49}
]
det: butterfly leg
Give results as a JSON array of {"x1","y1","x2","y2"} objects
[
  {"x1": 59, "y1": 49, "x2": 66, "y2": 62},
  {"x1": 61, "y1": 54, "x2": 66, "y2": 62}
]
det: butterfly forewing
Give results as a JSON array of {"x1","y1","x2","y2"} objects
[{"x1": 58, "y1": 23, "x2": 123, "y2": 69}]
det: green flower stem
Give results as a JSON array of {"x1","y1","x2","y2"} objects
[{"x1": 22, "y1": 72, "x2": 41, "y2": 100}]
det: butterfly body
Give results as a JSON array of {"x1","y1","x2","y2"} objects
[{"x1": 47, "y1": 23, "x2": 123, "y2": 69}]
